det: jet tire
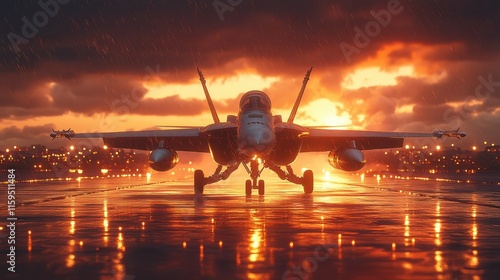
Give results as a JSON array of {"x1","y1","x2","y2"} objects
[
  {"x1": 194, "y1": 170, "x2": 205, "y2": 194},
  {"x1": 302, "y1": 170, "x2": 313, "y2": 194},
  {"x1": 258, "y1": 180, "x2": 265, "y2": 196},
  {"x1": 245, "y1": 180, "x2": 252, "y2": 196}
]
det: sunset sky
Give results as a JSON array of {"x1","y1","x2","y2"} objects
[{"x1": 1, "y1": 0, "x2": 500, "y2": 151}]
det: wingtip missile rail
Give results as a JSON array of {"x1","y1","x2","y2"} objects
[
  {"x1": 50, "y1": 128, "x2": 75, "y2": 141},
  {"x1": 432, "y1": 128, "x2": 467, "y2": 140}
]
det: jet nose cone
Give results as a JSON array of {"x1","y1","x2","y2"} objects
[
  {"x1": 246, "y1": 137, "x2": 268, "y2": 153},
  {"x1": 242, "y1": 133, "x2": 275, "y2": 155},
  {"x1": 247, "y1": 136, "x2": 268, "y2": 149}
]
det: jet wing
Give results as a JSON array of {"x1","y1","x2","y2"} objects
[
  {"x1": 72, "y1": 128, "x2": 210, "y2": 152},
  {"x1": 300, "y1": 129, "x2": 434, "y2": 152}
]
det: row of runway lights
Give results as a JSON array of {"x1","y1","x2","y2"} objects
[
  {"x1": 16, "y1": 173, "x2": 152, "y2": 184},
  {"x1": 362, "y1": 173, "x2": 499, "y2": 185},
  {"x1": 22, "y1": 171, "x2": 497, "y2": 186},
  {"x1": 0, "y1": 218, "x2": 413, "y2": 253},
  {"x1": 0, "y1": 216, "x2": 415, "y2": 253}
]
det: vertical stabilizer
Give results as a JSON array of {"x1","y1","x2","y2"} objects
[
  {"x1": 287, "y1": 67, "x2": 313, "y2": 123},
  {"x1": 197, "y1": 68, "x2": 220, "y2": 123}
]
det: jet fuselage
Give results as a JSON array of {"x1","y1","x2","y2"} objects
[{"x1": 237, "y1": 90, "x2": 276, "y2": 158}]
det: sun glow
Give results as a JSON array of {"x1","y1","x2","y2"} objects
[
  {"x1": 296, "y1": 98, "x2": 352, "y2": 126},
  {"x1": 396, "y1": 104, "x2": 415, "y2": 114},
  {"x1": 143, "y1": 73, "x2": 280, "y2": 100},
  {"x1": 342, "y1": 65, "x2": 414, "y2": 90}
]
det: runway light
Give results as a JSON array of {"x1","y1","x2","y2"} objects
[
  {"x1": 119, "y1": 226, "x2": 122, "y2": 231},
  {"x1": 211, "y1": 218, "x2": 215, "y2": 224},
  {"x1": 28, "y1": 230, "x2": 32, "y2": 235},
  {"x1": 289, "y1": 241, "x2": 294, "y2": 248},
  {"x1": 219, "y1": 240, "x2": 223, "y2": 248},
  {"x1": 321, "y1": 216, "x2": 324, "y2": 221},
  {"x1": 79, "y1": 241, "x2": 83, "y2": 246},
  {"x1": 392, "y1": 243, "x2": 396, "y2": 250},
  {"x1": 0, "y1": 226, "x2": 3, "y2": 230},
  {"x1": 183, "y1": 241, "x2": 187, "y2": 248},
  {"x1": 351, "y1": 240, "x2": 356, "y2": 246}
]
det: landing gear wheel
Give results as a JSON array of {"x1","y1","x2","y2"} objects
[
  {"x1": 194, "y1": 169, "x2": 205, "y2": 194},
  {"x1": 258, "y1": 180, "x2": 265, "y2": 196},
  {"x1": 245, "y1": 180, "x2": 252, "y2": 196},
  {"x1": 302, "y1": 170, "x2": 314, "y2": 194}
]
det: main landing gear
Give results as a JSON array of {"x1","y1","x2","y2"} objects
[
  {"x1": 194, "y1": 163, "x2": 239, "y2": 194},
  {"x1": 266, "y1": 162, "x2": 314, "y2": 194}
]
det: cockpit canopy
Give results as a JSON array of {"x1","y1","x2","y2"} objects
[{"x1": 239, "y1": 90, "x2": 271, "y2": 113}]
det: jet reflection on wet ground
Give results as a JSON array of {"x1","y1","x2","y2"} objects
[{"x1": 2, "y1": 174, "x2": 500, "y2": 279}]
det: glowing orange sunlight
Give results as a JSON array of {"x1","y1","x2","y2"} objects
[
  {"x1": 143, "y1": 73, "x2": 280, "y2": 100},
  {"x1": 341, "y1": 65, "x2": 414, "y2": 90}
]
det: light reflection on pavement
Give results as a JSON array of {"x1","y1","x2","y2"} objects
[{"x1": 2, "y1": 174, "x2": 500, "y2": 279}]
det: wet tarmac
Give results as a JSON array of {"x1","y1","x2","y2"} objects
[{"x1": 2, "y1": 173, "x2": 500, "y2": 279}]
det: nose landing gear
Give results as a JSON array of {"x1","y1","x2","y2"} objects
[{"x1": 243, "y1": 159, "x2": 265, "y2": 196}]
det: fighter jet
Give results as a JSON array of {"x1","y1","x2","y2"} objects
[{"x1": 51, "y1": 68, "x2": 465, "y2": 195}]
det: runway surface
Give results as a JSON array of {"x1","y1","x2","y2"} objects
[{"x1": 2, "y1": 173, "x2": 500, "y2": 279}]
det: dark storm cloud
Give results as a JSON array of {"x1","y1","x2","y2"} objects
[
  {"x1": 2, "y1": 0, "x2": 499, "y2": 72},
  {"x1": 0, "y1": 123, "x2": 53, "y2": 140},
  {"x1": 1, "y1": 0, "x2": 499, "y2": 130},
  {"x1": 1, "y1": 73, "x2": 225, "y2": 119}
]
